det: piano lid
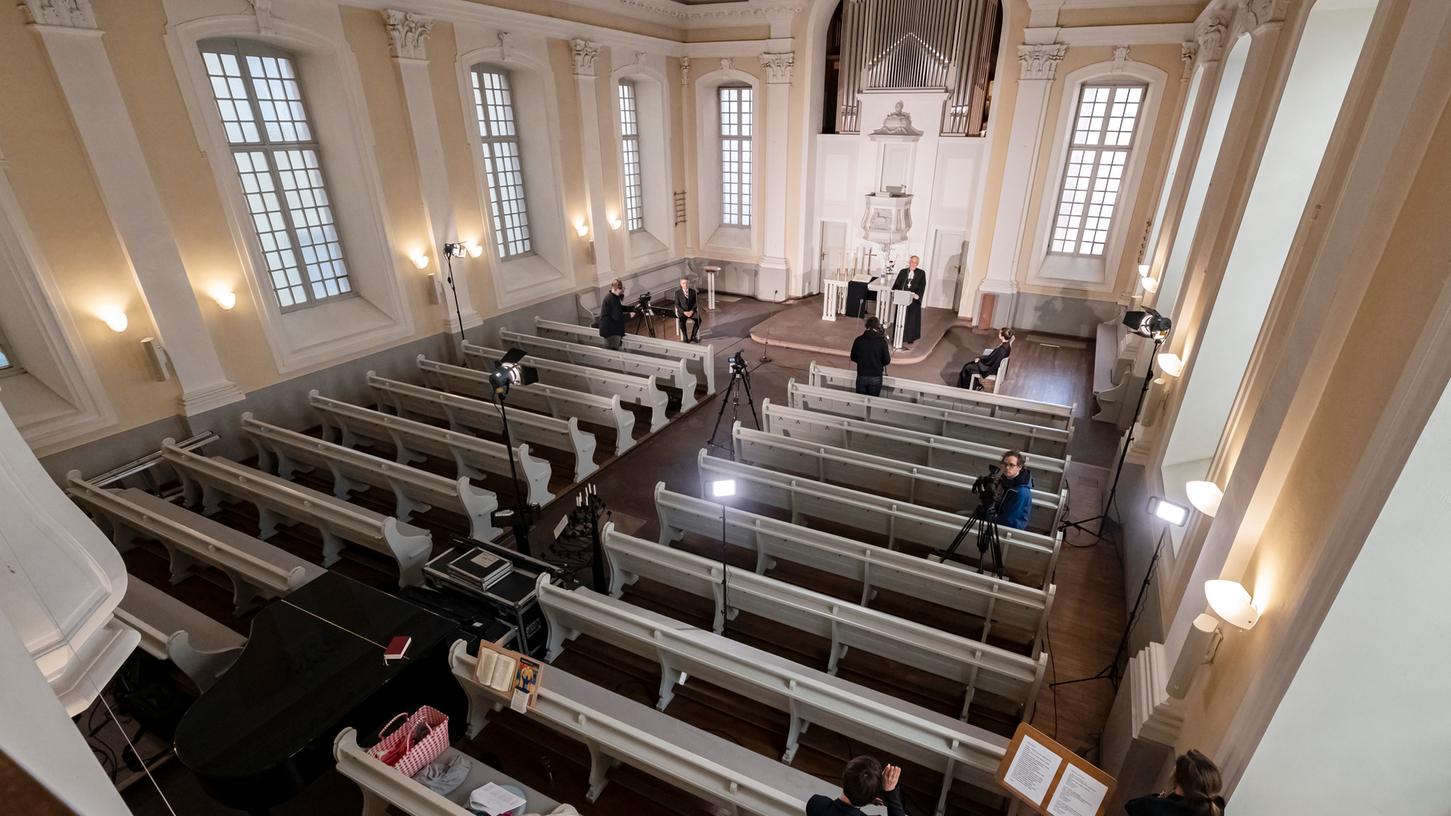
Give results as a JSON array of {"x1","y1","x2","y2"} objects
[{"x1": 175, "y1": 572, "x2": 458, "y2": 810}]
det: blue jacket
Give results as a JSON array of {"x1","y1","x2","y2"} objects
[{"x1": 998, "y1": 470, "x2": 1034, "y2": 530}]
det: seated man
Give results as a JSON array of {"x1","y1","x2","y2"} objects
[
  {"x1": 806, "y1": 756, "x2": 904, "y2": 816},
  {"x1": 996, "y1": 450, "x2": 1035, "y2": 530},
  {"x1": 674, "y1": 277, "x2": 702, "y2": 343}
]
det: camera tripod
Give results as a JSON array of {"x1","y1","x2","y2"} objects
[
  {"x1": 630, "y1": 300, "x2": 658, "y2": 338},
  {"x1": 705, "y1": 359, "x2": 759, "y2": 458},
  {"x1": 937, "y1": 502, "x2": 1005, "y2": 579}
]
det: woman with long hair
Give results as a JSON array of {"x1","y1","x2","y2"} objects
[{"x1": 1125, "y1": 750, "x2": 1226, "y2": 816}]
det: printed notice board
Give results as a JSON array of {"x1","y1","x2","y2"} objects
[{"x1": 995, "y1": 723, "x2": 1116, "y2": 816}]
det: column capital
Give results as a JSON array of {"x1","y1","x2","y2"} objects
[
  {"x1": 571, "y1": 38, "x2": 600, "y2": 77},
  {"x1": 1193, "y1": 8, "x2": 1233, "y2": 62},
  {"x1": 1243, "y1": 0, "x2": 1291, "y2": 34},
  {"x1": 1180, "y1": 41, "x2": 1198, "y2": 80},
  {"x1": 498, "y1": 31, "x2": 514, "y2": 62},
  {"x1": 383, "y1": 10, "x2": 432, "y2": 60},
  {"x1": 22, "y1": 0, "x2": 96, "y2": 29},
  {"x1": 679, "y1": 56, "x2": 691, "y2": 87},
  {"x1": 1017, "y1": 43, "x2": 1067, "y2": 81},
  {"x1": 760, "y1": 52, "x2": 795, "y2": 84}
]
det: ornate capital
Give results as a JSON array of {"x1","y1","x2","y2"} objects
[
  {"x1": 719, "y1": 58, "x2": 734, "y2": 73},
  {"x1": 383, "y1": 10, "x2": 432, "y2": 60},
  {"x1": 1194, "y1": 8, "x2": 1233, "y2": 62},
  {"x1": 571, "y1": 38, "x2": 600, "y2": 77},
  {"x1": 498, "y1": 32, "x2": 513, "y2": 62},
  {"x1": 759, "y1": 52, "x2": 794, "y2": 84},
  {"x1": 1244, "y1": 0, "x2": 1291, "y2": 32},
  {"x1": 1111, "y1": 45, "x2": 1131, "y2": 72},
  {"x1": 1017, "y1": 43, "x2": 1067, "y2": 81},
  {"x1": 23, "y1": 0, "x2": 97, "y2": 28},
  {"x1": 1180, "y1": 42, "x2": 1198, "y2": 80},
  {"x1": 679, "y1": 56, "x2": 691, "y2": 87}
]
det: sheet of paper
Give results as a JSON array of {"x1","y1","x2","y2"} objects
[
  {"x1": 1002, "y1": 735, "x2": 1063, "y2": 806},
  {"x1": 510, "y1": 688, "x2": 529, "y2": 714},
  {"x1": 468, "y1": 782, "x2": 526, "y2": 816},
  {"x1": 1046, "y1": 764, "x2": 1109, "y2": 816}
]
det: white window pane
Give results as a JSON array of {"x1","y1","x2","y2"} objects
[{"x1": 472, "y1": 67, "x2": 533, "y2": 258}]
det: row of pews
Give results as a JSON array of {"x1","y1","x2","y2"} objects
[{"x1": 392, "y1": 361, "x2": 1080, "y2": 815}]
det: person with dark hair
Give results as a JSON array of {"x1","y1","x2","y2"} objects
[
  {"x1": 674, "y1": 277, "x2": 702, "y2": 343},
  {"x1": 996, "y1": 450, "x2": 1034, "y2": 530},
  {"x1": 850, "y1": 317, "x2": 892, "y2": 396},
  {"x1": 599, "y1": 278, "x2": 627, "y2": 350},
  {"x1": 957, "y1": 327, "x2": 1014, "y2": 390},
  {"x1": 806, "y1": 756, "x2": 905, "y2": 816},
  {"x1": 1125, "y1": 750, "x2": 1226, "y2": 816}
]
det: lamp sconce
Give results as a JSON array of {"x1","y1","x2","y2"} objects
[
  {"x1": 1140, "y1": 274, "x2": 1160, "y2": 294},
  {"x1": 1205, "y1": 578, "x2": 1260, "y2": 630},
  {"x1": 211, "y1": 290, "x2": 237, "y2": 311},
  {"x1": 1157, "y1": 352, "x2": 1184, "y2": 378},
  {"x1": 607, "y1": 214, "x2": 623, "y2": 231},
  {"x1": 426, "y1": 273, "x2": 444, "y2": 305},
  {"x1": 410, "y1": 252, "x2": 430, "y2": 271},
  {"x1": 140, "y1": 337, "x2": 171, "y2": 382},
  {"x1": 99, "y1": 309, "x2": 128, "y2": 334},
  {"x1": 1185, "y1": 480, "x2": 1223, "y2": 518},
  {"x1": 1167, "y1": 579, "x2": 1262, "y2": 698},
  {"x1": 573, "y1": 220, "x2": 590, "y2": 238}
]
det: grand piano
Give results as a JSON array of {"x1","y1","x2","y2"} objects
[{"x1": 174, "y1": 571, "x2": 465, "y2": 813}]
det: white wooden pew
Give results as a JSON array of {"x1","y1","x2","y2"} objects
[
  {"x1": 653, "y1": 484, "x2": 1052, "y2": 654},
  {"x1": 116, "y1": 577, "x2": 244, "y2": 691},
  {"x1": 451, "y1": 643, "x2": 832, "y2": 814},
  {"x1": 241, "y1": 413, "x2": 500, "y2": 542},
  {"x1": 162, "y1": 441, "x2": 433, "y2": 587},
  {"x1": 788, "y1": 379, "x2": 1071, "y2": 459},
  {"x1": 418, "y1": 355, "x2": 635, "y2": 456},
  {"x1": 534, "y1": 316, "x2": 717, "y2": 395},
  {"x1": 334, "y1": 729, "x2": 562, "y2": 816},
  {"x1": 309, "y1": 391, "x2": 554, "y2": 507},
  {"x1": 732, "y1": 422, "x2": 1068, "y2": 535},
  {"x1": 498, "y1": 328, "x2": 699, "y2": 409},
  {"x1": 808, "y1": 361, "x2": 1076, "y2": 433},
  {"x1": 539, "y1": 579, "x2": 1009, "y2": 816},
  {"x1": 697, "y1": 452, "x2": 1061, "y2": 590},
  {"x1": 603, "y1": 526, "x2": 1045, "y2": 721},
  {"x1": 367, "y1": 372, "x2": 598, "y2": 482},
  {"x1": 761, "y1": 398, "x2": 1071, "y2": 494},
  {"x1": 463, "y1": 343, "x2": 668, "y2": 432},
  {"x1": 67, "y1": 474, "x2": 324, "y2": 614}
]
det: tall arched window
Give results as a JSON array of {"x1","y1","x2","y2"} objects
[
  {"x1": 618, "y1": 80, "x2": 644, "y2": 233},
  {"x1": 1049, "y1": 82, "x2": 1148, "y2": 257},
  {"x1": 718, "y1": 85, "x2": 754, "y2": 227},
  {"x1": 470, "y1": 67, "x2": 532, "y2": 259},
  {"x1": 199, "y1": 39, "x2": 352, "y2": 311}
]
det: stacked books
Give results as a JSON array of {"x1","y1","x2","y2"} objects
[
  {"x1": 473, "y1": 648, "x2": 518, "y2": 695},
  {"x1": 446, "y1": 547, "x2": 513, "y2": 591}
]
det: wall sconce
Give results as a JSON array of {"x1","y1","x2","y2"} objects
[
  {"x1": 99, "y1": 309, "x2": 128, "y2": 334},
  {"x1": 1157, "y1": 352, "x2": 1184, "y2": 377},
  {"x1": 1140, "y1": 274, "x2": 1160, "y2": 294},
  {"x1": 1185, "y1": 480, "x2": 1223, "y2": 518},
  {"x1": 607, "y1": 214, "x2": 622, "y2": 231},
  {"x1": 1167, "y1": 613, "x2": 1221, "y2": 697},
  {"x1": 574, "y1": 220, "x2": 590, "y2": 238},
  {"x1": 1205, "y1": 579, "x2": 1261, "y2": 630},
  {"x1": 465, "y1": 241, "x2": 483, "y2": 258},
  {"x1": 211, "y1": 290, "x2": 237, "y2": 311},
  {"x1": 411, "y1": 252, "x2": 430, "y2": 270},
  {"x1": 1137, "y1": 263, "x2": 1151, "y2": 276}
]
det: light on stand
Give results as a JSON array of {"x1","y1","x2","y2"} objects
[
  {"x1": 1147, "y1": 496, "x2": 1190, "y2": 527},
  {"x1": 486, "y1": 347, "x2": 540, "y2": 556},
  {"x1": 1123, "y1": 307, "x2": 1172, "y2": 339},
  {"x1": 1205, "y1": 579, "x2": 1260, "y2": 630},
  {"x1": 708, "y1": 479, "x2": 737, "y2": 498},
  {"x1": 1185, "y1": 480, "x2": 1223, "y2": 518},
  {"x1": 1157, "y1": 352, "x2": 1184, "y2": 377}
]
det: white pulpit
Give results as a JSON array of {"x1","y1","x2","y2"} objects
[{"x1": 886, "y1": 289, "x2": 915, "y2": 349}]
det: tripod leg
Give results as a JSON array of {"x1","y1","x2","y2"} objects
[
  {"x1": 739, "y1": 373, "x2": 761, "y2": 429},
  {"x1": 706, "y1": 376, "x2": 740, "y2": 455}
]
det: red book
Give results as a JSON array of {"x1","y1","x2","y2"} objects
[{"x1": 384, "y1": 635, "x2": 412, "y2": 663}]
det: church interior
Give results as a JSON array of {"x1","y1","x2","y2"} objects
[{"x1": 1, "y1": 0, "x2": 1448, "y2": 814}]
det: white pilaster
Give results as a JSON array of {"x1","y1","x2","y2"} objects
[
  {"x1": 679, "y1": 56, "x2": 698, "y2": 257},
  {"x1": 755, "y1": 51, "x2": 793, "y2": 303},
  {"x1": 383, "y1": 10, "x2": 477, "y2": 332},
  {"x1": 571, "y1": 39, "x2": 617, "y2": 284},
  {"x1": 978, "y1": 41, "x2": 1068, "y2": 321},
  {"x1": 25, "y1": 1, "x2": 242, "y2": 416}
]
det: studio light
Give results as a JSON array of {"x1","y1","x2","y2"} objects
[
  {"x1": 100, "y1": 309, "x2": 128, "y2": 333},
  {"x1": 1147, "y1": 496, "x2": 1190, "y2": 527},
  {"x1": 1123, "y1": 307, "x2": 1172, "y2": 339},
  {"x1": 708, "y1": 479, "x2": 736, "y2": 498},
  {"x1": 1185, "y1": 480, "x2": 1223, "y2": 518},
  {"x1": 1157, "y1": 352, "x2": 1184, "y2": 377},
  {"x1": 487, "y1": 347, "x2": 538, "y2": 394},
  {"x1": 1205, "y1": 579, "x2": 1260, "y2": 630}
]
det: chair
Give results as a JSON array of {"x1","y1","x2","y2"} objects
[{"x1": 970, "y1": 342, "x2": 1012, "y2": 392}]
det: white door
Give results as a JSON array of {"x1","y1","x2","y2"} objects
[
  {"x1": 816, "y1": 220, "x2": 848, "y2": 293},
  {"x1": 928, "y1": 229, "x2": 967, "y2": 309}
]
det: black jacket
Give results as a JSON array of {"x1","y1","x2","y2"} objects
[
  {"x1": 1125, "y1": 793, "x2": 1224, "y2": 816},
  {"x1": 850, "y1": 330, "x2": 892, "y2": 378},
  {"x1": 806, "y1": 789, "x2": 905, "y2": 816},
  {"x1": 599, "y1": 290, "x2": 627, "y2": 337},
  {"x1": 979, "y1": 342, "x2": 1011, "y2": 375},
  {"x1": 675, "y1": 287, "x2": 698, "y2": 314}
]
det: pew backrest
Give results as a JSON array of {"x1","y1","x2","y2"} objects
[
  {"x1": 498, "y1": 328, "x2": 698, "y2": 409},
  {"x1": 534, "y1": 317, "x2": 717, "y2": 394},
  {"x1": 463, "y1": 343, "x2": 667, "y2": 432},
  {"x1": 116, "y1": 577, "x2": 244, "y2": 691},
  {"x1": 808, "y1": 361, "x2": 1075, "y2": 433}
]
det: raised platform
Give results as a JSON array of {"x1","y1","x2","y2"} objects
[{"x1": 748, "y1": 295, "x2": 963, "y2": 364}]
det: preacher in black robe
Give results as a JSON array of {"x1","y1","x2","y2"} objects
[{"x1": 890, "y1": 256, "x2": 927, "y2": 345}]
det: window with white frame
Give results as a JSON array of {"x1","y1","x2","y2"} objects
[
  {"x1": 618, "y1": 80, "x2": 644, "y2": 233},
  {"x1": 199, "y1": 40, "x2": 352, "y2": 311},
  {"x1": 471, "y1": 68, "x2": 532, "y2": 259},
  {"x1": 718, "y1": 85, "x2": 753, "y2": 227},
  {"x1": 1049, "y1": 83, "x2": 1147, "y2": 257}
]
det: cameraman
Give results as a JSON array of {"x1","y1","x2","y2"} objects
[
  {"x1": 807, "y1": 756, "x2": 904, "y2": 816},
  {"x1": 849, "y1": 317, "x2": 892, "y2": 396},
  {"x1": 599, "y1": 278, "x2": 627, "y2": 350},
  {"x1": 997, "y1": 450, "x2": 1034, "y2": 530}
]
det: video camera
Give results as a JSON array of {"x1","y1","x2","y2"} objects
[
  {"x1": 728, "y1": 350, "x2": 748, "y2": 375},
  {"x1": 971, "y1": 464, "x2": 1004, "y2": 517},
  {"x1": 635, "y1": 292, "x2": 655, "y2": 316}
]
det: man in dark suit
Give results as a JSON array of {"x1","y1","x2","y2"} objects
[
  {"x1": 849, "y1": 317, "x2": 891, "y2": 396},
  {"x1": 890, "y1": 255, "x2": 927, "y2": 345},
  {"x1": 598, "y1": 278, "x2": 627, "y2": 350},
  {"x1": 674, "y1": 277, "x2": 701, "y2": 343}
]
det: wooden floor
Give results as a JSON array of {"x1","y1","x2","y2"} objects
[{"x1": 117, "y1": 295, "x2": 1125, "y2": 815}]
